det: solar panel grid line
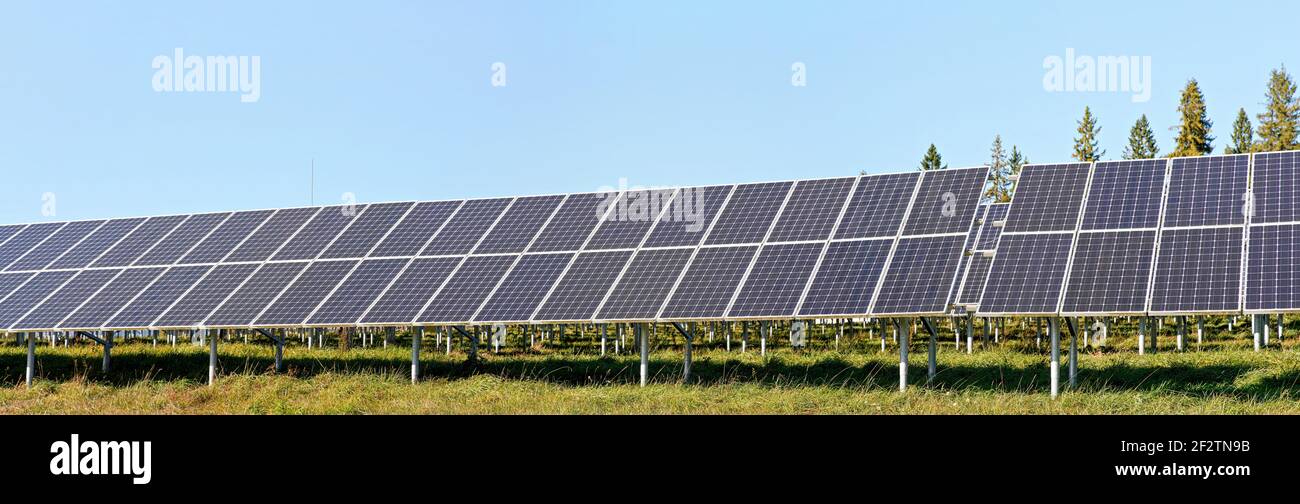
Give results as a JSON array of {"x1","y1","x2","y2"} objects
[
  {"x1": 469, "y1": 194, "x2": 573, "y2": 323},
  {"x1": 352, "y1": 204, "x2": 469, "y2": 325},
  {"x1": 864, "y1": 170, "x2": 926, "y2": 315},
  {"x1": 520, "y1": 190, "x2": 630, "y2": 322},
  {"x1": 642, "y1": 185, "x2": 740, "y2": 321},
  {"x1": 586, "y1": 188, "x2": 691, "y2": 322},
  {"x1": 2, "y1": 221, "x2": 75, "y2": 271},
  {"x1": 1141, "y1": 158, "x2": 1175, "y2": 313},
  {"x1": 790, "y1": 175, "x2": 862, "y2": 317},
  {"x1": 1053, "y1": 162, "x2": 1097, "y2": 314},
  {"x1": 406, "y1": 196, "x2": 525, "y2": 325},
  {"x1": 716, "y1": 180, "x2": 799, "y2": 319}
]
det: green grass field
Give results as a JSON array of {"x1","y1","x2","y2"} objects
[{"x1": 2, "y1": 323, "x2": 1299, "y2": 414}]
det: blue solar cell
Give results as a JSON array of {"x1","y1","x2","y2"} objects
[
  {"x1": 642, "y1": 186, "x2": 732, "y2": 248},
  {"x1": 0, "y1": 272, "x2": 36, "y2": 304},
  {"x1": 106, "y1": 266, "x2": 212, "y2": 328},
  {"x1": 0, "y1": 223, "x2": 64, "y2": 270},
  {"x1": 1081, "y1": 160, "x2": 1166, "y2": 230},
  {"x1": 1246, "y1": 223, "x2": 1300, "y2": 311},
  {"x1": 48, "y1": 218, "x2": 145, "y2": 270},
  {"x1": 1251, "y1": 151, "x2": 1300, "y2": 224},
  {"x1": 1164, "y1": 155, "x2": 1249, "y2": 227},
  {"x1": 727, "y1": 243, "x2": 823, "y2": 318},
  {"x1": 135, "y1": 213, "x2": 230, "y2": 266},
  {"x1": 370, "y1": 201, "x2": 461, "y2": 257},
  {"x1": 0, "y1": 225, "x2": 22, "y2": 247},
  {"x1": 835, "y1": 173, "x2": 922, "y2": 239},
  {"x1": 955, "y1": 253, "x2": 993, "y2": 306},
  {"x1": 361, "y1": 257, "x2": 460, "y2": 324},
  {"x1": 1152, "y1": 227, "x2": 1242, "y2": 313},
  {"x1": 179, "y1": 210, "x2": 274, "y2": 264},
  {"x1": 474, "y1": 195, "x2": 564, "y2": 254},
  {"x1": 597, "y1": 248, "x2": 694, "y2": 320},
  {"x1": 91, "y1": 216, "x2": 186, "y2": 268},
  {"x1": 0, "y1": 271, "x2": 76, "y2": 328},
  {"x1": 704, "y1": 182, "x2": 793, "y2": 245},
  {"x1": 1061, "y1": 231, "x2": 1156, "y2": 314},
  {"x1": 60, "y1": 267, "x2": 166, "y2": 329},
  {"x1": 767, "y1": 178, "x2": 856, "y2": 243},
  {"x1": 797, "y1": 239, "x2": 893, "y2": 317},
  {"x1": 225, "y1": 207, "x2": 320, "y2": 262},
  {"x1": 974, "y1": 203, "x2": 1009, "y2": 251},
  {"x1": 902, "y1": 167, "x2": 988, "y2": 236},
  {"x1": 660, "y1": 245, "x2": 758, "y2": 319},
  {"x1": 421, "y1": 198, "x2": 511, "y2": 256},
  {"x1": 417, "y1": 255, "x2": 516, "y2": 323},
  {"x1": 204, "y1": 262, "x2": 307, "y2": 327},
  {"x1": 872, "y1": 235, "x2": 967, "y2": 315},
  {"x1": 14, "y1": 269, "x2": 120, "y2": 330},
  {"x1": 977, "y1": 233, "x2": 1074, "y2": 315},
  {"x1": 586, "y1": 189, "x2": 676, "y2": 250},
  {"x1": 1003, "y1": 163, "x2": 1092, "y2": 233},
  {"x1": 320, "y1": 202, "x2": 413, "y2": 259},
  {"x1": 6, "y1": 220, "x2": 104, "y2": 272},
  {"x1": 273, "y1": 205, "x2": 367, "y2": 261},
  {"x1": 255, "y1": 260, "x2": 358, "y2": 325},
  {"x1": 534, "y1": 250, "x2": 632, "y2": 322},
  {"x1": 529, "y1": 193, "x2": 614, "y2": 252},
  {"x1": 151, "y1": 264, "x2": 259, "y2": 328},
  {"x1": 473, "y1": 253, "x2": 574, "y2": 322},
  {"x1": 308, "y1": 258, "x2": 409, "y2": 325}
]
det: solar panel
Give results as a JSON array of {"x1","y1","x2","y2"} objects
[
  {"x1": 106, "y1": 265, "x2": 212, "y2": 328},
  {"x1": 1151, "y1": 227, "x2": 1243, "y2": 313},
  {"x1": 370, "y1": 201, "x2": 461, "y2": 257},
  {"x1": 0, "y1": 271, "x2": 76, "y2": 328},
  {"x1": 642, "y1": 186, "x2": 732, "y2": 248},
  {"x1": 727, "y1": 242, "x2": 823, "y2": 318},
  {"x1": 420, "y1": 198, "x2": 511, "y2": 256},
  {"x1": 360, "y1": 257, "x2": 460, "y2": 324},
  {"x1": 151, "y1": 264, "x2": 258, "y2": 328},
  {"x1": 224, "y1": 207, "x2": 320, "y2": 263},
  {"x1": 317, "y1": 202, "x2": 413, "y2": 259},
  {"x1": 178, "y1": 210, "x2": 274, "y2": 264},
  {"x1": 6, "y1": 220, "x2": 104, "y2": 272},
  {"x1": 59, "y1": 267, "x2": 166, "y2": 329},
  {"x1": 597, "y1": 248, "x2": 694, "y2": 320},
  {"x1": 307, "y1": 258, "x2": 409, "y2": 325},
  {"x1": 704, "y1": 182, "x2": 793, "y2": 245},
  {"x1": 91, "y1": 215, "x2": 186, "y2": 268},
  {"x1": 955, "y1": 253, "x2": 993, "y2": 306},
  {"x1": 473, "y1": 253, "x2": 574, "y2": 322},
  {"x1": 797, "y1": 239, "x2": 893, "y2": 317},
  {"x1": 473, "y1": 195, "x2": 564, "y2": 254},
  {"x1": 255, "y1": 260, "x2": 359, "y2": 326},
  {"x1": 273, "y1": 205, "x2": 367, "y2": 261},
  {"x1": 1164, "y1": 155, "x2": 1250, "y2": 227},
  {"x1": 47, "y1": 218, "x2": 144, "y2": 270},
  {"x1": 1246, "y1": 223, "x2": 1300, "y2": 311},
  {"x1": 135, "y1": 213, "x2": 230, "y2": 266},
  {"x1": 586, "y1": 189, "x2": 676, "y2": 250},
  {"x1": 1080, "y1": 160, "x2": 1167, "y2": 230},
  {"x1": 872, "y1": 235, "x2": 967, "y2": 315},
  {"x1": 529, "y1": 192, "x2": 613, "y2": 252},
  {"x1": 1250, "y1": 151, "x2": 1300, "y2": 224},
  {"x1": 978, "y1": 233, "x2": 1075, "y2": 315},
  {"x1": 533, "y1": 250, "x2": 632, "y2": 322},
  {"x1": 767, "y1": 178, "x2": 856, "y2": 243},
  {"x1": 203, "y1": 262, "x2": 308, "y2": 327},
  {"x1": 974, "y1": 203, "x2": 1009, "y2": 251},
  {"x1": 416, "y1": 255, "x2": 516, "y2": 323},
  {"x1": 1061, "y1": 230, "x2": 1157, "y2": 314},
  {"x1": 13, "y1": 269, "x2": 120, "y2": 330},
  {"x1": 0, "y1": 223, "x2": 64, "y2": 270},
  {"x1": 835, "y1": 173, "x2": 921, "y2": 239},
  {"x1": 0, "y1": 272, "x2": 36, "y2": 304},
  {"x1": 659, "y1": 245, "x2": 758, "y2": 319},
  {"x1": 902, "y1": 168, "x2": 988, "y2": 236},
  {"x1": 1002, "y1": 163, "x2": 1092, "y2": 233}
]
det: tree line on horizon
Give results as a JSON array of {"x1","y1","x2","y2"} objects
[{"x1": 917, "y1": 65, "x2": 1300, "y2": 203}]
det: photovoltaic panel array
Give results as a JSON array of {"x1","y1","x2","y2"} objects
[
  {"x1": 1152, "y1": 154, "x2": 1249, "y2": 314},
  {"x1": 0, "y1": 167, "x2": 993, "y2": 331}
]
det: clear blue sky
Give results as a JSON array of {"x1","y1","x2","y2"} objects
[{"x1": 2, "y1": 0, "x2": 1295, "y2": 223}]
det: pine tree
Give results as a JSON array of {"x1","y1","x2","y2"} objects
[
  {"x1": 919, "y1": 144, "x2": 947, "y2": 171},
  {"x1": 1256, "y1": 66, "x2": 1300, "y2": 152},
  {"x1": 1171, "y1": 79, "x2": 1214, "y2": 157},
  {"x1": 1003, "y1": 146, "x2": 1028, "y2": 202},
  {"x1": 1073, "y1": 107, "x2": 1105, "y2": 162},
  {"x1": 1122, "y1": 115, "x2": 1160, "y2": 159},
  {"x1": 987, "y1": 135, "x2": 1009, "y2": 201},
  {"x1": 1226, "y1": 108, "x2": 1254, "y2": 154}
]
